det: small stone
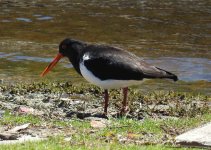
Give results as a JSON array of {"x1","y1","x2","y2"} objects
[
  {"x1": 9, "y1": 123, "x2": 30, "y2": 132},
  {"x1": 90, "y1": 120, "x2": 107, "y2": 129},
  {"x1": 17, "y1": 106, "x2": 34, "y2": 114},
  {"x1": 64, "y1": 137, "x2": 72, "y2": 142},
  {"x1": 16, "y1": 106, "x2": 44, "y2": 116}
]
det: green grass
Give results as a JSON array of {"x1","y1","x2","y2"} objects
[
  {"x1": 0, "y1": 111, "x2": 41, "y2": 126},
  {"x1": 0, "y1": 136, "x2": 203, "y2": 150},
  {"x1": 0, "y1": 111, "x2": 210, "y2": 150}
]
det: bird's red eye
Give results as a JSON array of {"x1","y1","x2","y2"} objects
[{"x1": 62, "y1": 44, "x2": 67, "y2": 49}]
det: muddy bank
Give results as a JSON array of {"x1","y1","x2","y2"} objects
[{"x1": 0, "y1": 81, "x2": 209, "y2": 120}]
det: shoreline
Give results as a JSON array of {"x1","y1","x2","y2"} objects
[{"x1": 0, "y1": 81, "x2": 209, "y2": 120}]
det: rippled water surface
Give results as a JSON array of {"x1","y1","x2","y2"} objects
[{"x1": 0, "y1": 0, "x2": 210, "y2": 94}]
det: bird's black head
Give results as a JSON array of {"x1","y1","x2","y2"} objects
[
  {"x1": 40, "y1": 38, "x2": 86, "y2": 77},
  {"x1": 59, "y1": 38, "x2": 86, "y2": 57}
]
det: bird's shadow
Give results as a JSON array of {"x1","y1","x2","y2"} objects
[
  {"x1": 66, "y1": 111, "x2": 108, "y2": 119},
  {"x1": 66, "y1": 111, "x2": 133, "y2": 120}
]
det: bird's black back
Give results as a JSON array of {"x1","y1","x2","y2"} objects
[{"x1": 81, "y1": 45, "x2": 178, "y2": 81}]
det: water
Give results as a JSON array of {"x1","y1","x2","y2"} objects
[{"x1": 0, "y1": 0, "x2": 210, "y2": 94}]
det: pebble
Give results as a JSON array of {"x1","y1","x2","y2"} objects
[{"x1": 64, "y1": 137, "x2": 72, "y2": 142}]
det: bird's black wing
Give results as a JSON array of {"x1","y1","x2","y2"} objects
[{"x1": 82, "y1": 45, "x2": 178, "y2": 81}]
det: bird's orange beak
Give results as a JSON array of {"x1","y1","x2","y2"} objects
[{"x1": 41, "y1": 53, "x2": 64, "y2": 77}]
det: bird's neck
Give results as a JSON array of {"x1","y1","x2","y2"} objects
[{"x1": 68, "y1": 45, "x2": 86, "y2": 76}]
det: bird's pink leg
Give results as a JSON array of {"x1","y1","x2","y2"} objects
[
  {"x1": 104, "y1": 89, "x2": 109, "y2": 115},
  {"x1": 121, "y1": 87, "x2": 128, "y2": 114}
]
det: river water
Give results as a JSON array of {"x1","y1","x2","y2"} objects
[{"x1": 0, "y1": 0, "x2": 210, "y2": 95}]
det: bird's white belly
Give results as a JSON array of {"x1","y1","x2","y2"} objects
[{"x1": 79, "y1": 62, "x2": 143, "y2": 89}]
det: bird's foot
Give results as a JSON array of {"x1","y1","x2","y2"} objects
[{"x1": 119, "y1": 106, "x2": 129, "y2": 116}]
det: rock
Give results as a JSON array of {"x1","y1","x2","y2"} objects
[
  {"x1": 16, "y1": 106, "x2": 44, "y2": 116},
  {"x1": 17, "y1": 106, "x2": 35, "y2": 114},
  {"x1": 0, "y1": 132, "x2": 18, "y2": 140},
  {"x1": 0, "y1": 123, "x2": 30, "y2": 141},
  {"x1": 89, "y1": 117, "x2": 109, "y2": 129},
  {"x1": 0, "y1": 135, "x2": 45, "y2": 145},
  {"x1": 90, "y1": 120, "x2": 107, "y2": 129},
  {"x1": 64, "y1": 137, "x2": 72, "y2": 142},
  {"x1": 9, "y1": 123, "x2": 30, "y2": 132},
  {"x1": 175, "y1": 122, "x2": 211, "y2": 148}
]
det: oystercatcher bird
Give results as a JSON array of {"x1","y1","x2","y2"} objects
[{"x1": 41, "y1": 38, "x2": 178, "y2": 115}]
